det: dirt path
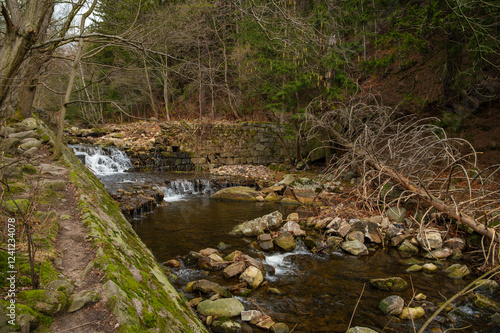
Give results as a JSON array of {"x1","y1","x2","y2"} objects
[{"x1": 41, "y1": 166, "x2": 116, "y2": 332}]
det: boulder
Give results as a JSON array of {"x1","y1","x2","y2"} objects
[
  {"x1": 223, "y1": 262, "x2": 247, "y2": 279},
  {"x1": 444, "y1": 264, "x2": 470, "y2": 279},
  {"x1": 443, "y1": 237, "x2": 466, "y2": 251},
  {"x1": 240, "y1": 266, "x2": 264, "y2": 289},
  {"x1": 0, "y1": 126, "x2": 16, "y2": 137},
  {"x1": 197, "y1": 256, "x2": 228, "y2": 271},
  {"x1": 304, "y1": 235, "x2": 322, "y2": 249},
  {"x1": 422, "y1": 263, "x2": 438, "y2": 273},
  {"x1": 264, "y1": 192, "x2": 280, "y2": 202},
  {"x1": 68, "y1": 290, "x2": 101, "y2": 313},
  {"x1": 200, "y1": 248, "x2": 219, "y2": 256},
  {"x1": 292, "y1": 187, "x2": 320, "y2": 204},
  {"x1": 286, "y1": 212, "x2": 299, "y2": 221},
  {"x1": 379, "y1": 295, "x2": 404, "y2": 315},
  {"x1": 417, "y1": 230, "x2": 443, "y2": 250},
  {"x1": 192, "y1": 280, "x2": 232, "y2": 298},
  {"x1": 231, "y1": 211, "x2": 283, "y2": 236},
  {"x1": 274, "y1": 232, "x2": 296, "y2": 252},
  {"x1": 350, "y1": 221, "x2": 382, "y2": 243},
  {"x1": 184, "y1": 251, "x2": 203, "y2": 266},
  {"x1": 337, "y1": 223, "x2": 351, "y2": 237},
  {"x1": 341, "y1": 240, "x2": 369, "y2": 256},
  {"x1": 8, "y1": 130, "x2": 37, "y2": 140},
  {"x1": 279, "y1": 174, "x2": 295, "y2": 185},
  {"x1": 18, "y1": 290, "x2": 67, "y2": 315},
  {"x1": 386, "y1": 206, "x2": 406, "y2": 223},
  {"x1": 211, "y1": 318, "x2": 241, "y2": 333},
  {"x1": 241, "y1": 310, "x2": 263, "y2": 322},
  {"x1": 47, "y1": 279, "x2": 75, "y2": 295},
  {"x1": 271, "y1": 322, "x2": 290, "y2": 333},
  {"x1": 424, "y1": 248, "x2": 453, "y2": 259},
  {"x1": 327, "y1": 217, "x2": 343, "y2": 230},
  {"x1": 211, "y1": 186, "x2": 260, "y2": 201},
  {"x1": 256, "y1": 316, "x2": 275, "y2": 330},
  {"x1": 20, "y1": 139, "x2": 41, "y2": 151},
  {"x1": 163, "y1": 259, "x2": 181, "y2": 268},
  {"x1": 346, "y1": 231, "x2": 365, "y2": 243},
  {"x1": 238, "y1": 254, "x2": 266, "y2": 273},
  {"x1": 399, "y1": 307, "x2": 425, "y2": 320},
  {"x1": 224, "y1": 250, "x2": 243, "y2": 262},
  {"x1": 314, "y1": 217, "x2": 333, "y2": 229},
  {"x1": 406, "y1": 265, "x2": 422, "y2": 272},
  {"x1": 15, "y1": 118, "x2": 38, "y2": 131},
  {"x1": 258, "y1": 233, "x2": 274, "y2": 251},
  {"x1": 370, "y1": 277, "x2": 408, "y2": 292},
  {"x1": 197, "y1": 298, "x2": 245, "y2": 317},
  {"x1": 398, "y1": 240, "x2": 419, "y2": 253},
  {"x1": 473, "y1": 279, "x2": 499, "y2": 292},
  {"x1": 281, "y1": 221, "x2": 306, "y2": 237}
]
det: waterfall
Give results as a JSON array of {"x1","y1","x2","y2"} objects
[
  {"x1": 160, "y1": 179, "x2": 213, "y2": 202},
  {"x1": 71, "y1": 145, "x2": 132, "y2": 175}
]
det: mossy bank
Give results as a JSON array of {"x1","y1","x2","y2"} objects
[{"x1": 0, "y1": 118, "x2": 207, "y2": 333}]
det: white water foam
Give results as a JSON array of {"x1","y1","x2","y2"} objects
[
  {"x1": 264, "y1": 243, "x2": 313, "y2": 281},
  {"x1": 71, "y1": 145, "x2": 132, "y2": 175},
  {"x1": 160, "y1": 179, "x2": 212, "y2": 202}
]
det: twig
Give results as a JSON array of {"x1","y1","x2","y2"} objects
[{"x1": 347, "y1": 283, "x2": 366, "y2": 331}]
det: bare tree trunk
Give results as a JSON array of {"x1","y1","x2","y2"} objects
[
  {"x1": 0, "y1": 0, "x2": 56, "y2": 109},
  {"x1": 162, "y1": 55, "x2": 170, "y2": 121},
  {"x1": 53, "y1": 0, "x2": 98, "y2": 159},
  {"x1": 143, "y1": 55, "x2": 158, "y2": 118}
]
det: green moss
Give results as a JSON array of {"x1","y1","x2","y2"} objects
[
  {"x1": 3, "y1": 199, "x2": 30, "y2": 214},
  {"x1": 22, "y1": 164, "x2": 38, "y2": 175}
]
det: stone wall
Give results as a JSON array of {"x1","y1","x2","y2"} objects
[{"x1": 128, "y1": 122, "x2": 304, "y2": 171}]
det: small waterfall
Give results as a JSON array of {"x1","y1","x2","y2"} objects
[
  {"x1": 71, "y1": 145, "x2": 132, "y2": 175},
  {"x1": 160, "y1": 179, "x2": 213, "y2": 202}
]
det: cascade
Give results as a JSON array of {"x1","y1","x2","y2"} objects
[
  {"x1": 70, "y1": 145, "x2": 132, "y2": 175},
  {"x1": 160, "y1": 179, "x2": 213, "y2": 202}
]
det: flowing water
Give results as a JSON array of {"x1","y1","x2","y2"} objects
[{"x1": 72, "y1": 145, "x2": 497, "y2": 332}]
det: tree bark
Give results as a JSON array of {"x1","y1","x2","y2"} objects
[{"x1": 0, "y1": 0, "x2": 56, "y2": 109}]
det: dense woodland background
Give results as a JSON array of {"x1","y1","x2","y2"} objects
[{"x1": 1, "y1": 0, "x2": 498, "y2": 127}]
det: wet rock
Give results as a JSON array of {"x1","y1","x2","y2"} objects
[
  {"x1": 184, "y1": 251, "x2": 203, "y2": 266},
  {"x1": 473, "y1": 279, "x2": 499, "y2": 292},
  {"x1": 379, "y1": 295, "x2": 405, "y2": 315},
  {"x1": 341, "y1": 240, "x2": 369, "y2": 256},
  {"x1": 424, "y1": 248, "x2": 453, "y2": 259},
  {"x1": 346, "y1": 231, "x2": 365, "y2": 243},
  {"x1": 390, "y1": 233, "x2": 410, "y2": 247},
  {"x1": 385, "y1": 224, "x2": 402, "y2": 239},
  {"x1": 314, "y1": 217, "x2": 332, "y2": 229},
  {"x1": 258, "y1": 233, "x2": 274, "y2": 251},
  {"x1": 406, "y1": 264, "x2": 422, "y2": 272},
  {"x1": 225, "y1": 250, "x2": 243, "y2": 261},
  {"x1": 217, "y1": 242, "x2": 231, "y2": 251},
  {"x1": 281, "y1": 221, "x2": 306, "y2": 237},
  {"x1": 422, "y1": 263, "x2": 438, "y2": 273},
  {"x1": 200, "y1": 248, "x2": 219, "y2": 256},
  {"x1": 68, "y1": 290, "x2": 101, "y2": 313},
  {"x1": 256, "y1": 315, "x2": 275, "y2": 330},
  {"x1": 223, "y1": 262, "x2": 247, "y2": 279},
  {"x1": 192, "y1": 280, "x2": 232, "y2": 298},
  {"x1": 370, "y1": 277, "x2": 408, "y2": 292},
  {"x1": 241, "y1": 310, "x2": 263, "y2": 322},
  {"x1": 417, "y1": 230, "x2": 443, "y2": 250},
  {"x1": 212, "y1": 318, "x2": 241, "y2": 333},
  {"x1": 271, "y1": 322, "x2": 290, "y2": 333},
  {"x1": 304, "y1": 235, "x2": 322, "y2": 249},
  {"x1": 443, "y1": 237, "x2": 466, "y2": 251},
  {"x1": 337, "y1": 223, "x2": 351, "y2": 237},
  {"x1": 444, "y1": 264, "x2": 470, "y2": 279},
  {"x1": 240, "y1": 266, "x2": 264, "y2": 289},
  {"x1": 286, "y1": 212, "x2": 299, "y2": 221},
  {"x1": 264, "y1": 192, "x2": 280, "y2": 202},
  {"x1": 197, "y1": 298, "x2": 245, "y2": 317},
  {"x1": 163, "y1": 259, "x2": 181, "y2": 268},
  {"x1": 399, "y1": 258, "x2": 424, "y2": 266},
  {"x1": 274, "y1": 232, "x2": 296, "y2": 251},
  {"x1": 211, "y1": 186, "x2": 261, "y2": 201},
  {"x1": 231, "y1": 211, "x2": 283, "y2": 236},
  {"x1": 398, "y1": 240, "x2": 419, "y2": 253},
  {"x1": 267, "y1": 287, "x2": 282, "y2": 295},
  {"x1": 238, "y1": 254, "x2": 266, "y2": 273},
  {"x1": 346, "y1": 327, "x2": 379, "y2": 333},
  {"x1": 350, "y1": 221, "x2": 382, "y2": 243},
  {"x1": 415, "y1": 293, "x2": 427, "y2": 301},
  {"x1": 399, "y1": 307, "x2": 425, "y2": 319},
  {"x1": 386, "y1": 206, "x2": 406, "y2": 223},
  {"x1": 197, "y1": 256, "x2": 228, "y2": 271}
]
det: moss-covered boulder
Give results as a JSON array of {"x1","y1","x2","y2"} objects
[
  {"x1": 379, "y1": 295, "x2": 404, "y2": 315},
  {"x1": 18, "y1": 290, "x2": 67, "y2": 316},
  {"x1": 3, "y1": 199, "x2": 30, "y2": 214},
  {"x1": 68, "y1": 290, "x2": 101, "y2": 313},
  {"x1": 211, "y1": 186, "x2": 260, "y2": 201},
  {"x1": 473, "y1": 294, "x2": 500, "y2": 312},
  {"x1": 197, "y1": 298, "x2": 245, "y2": 317},
  {"x1": 370, "y1": 277, "x2": 408, "y2": 292}
]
